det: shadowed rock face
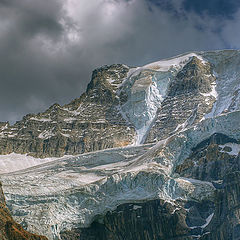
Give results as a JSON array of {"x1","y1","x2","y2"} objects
[
  {"x1": 59, "y1": 199, "x2": 219, "y2": 240},
  {"x1": 203, "y1": 171, "x2": 240, "y2": 240},
  {"x1": 175, "y1": 133, "x2": 240, "y2": 240},
  {"x1": 175, "y1": 133, "x2": 240, "y2": 181},
  {"x1": 0, "y1": 182, "x2": 48, "y2": 240},
  {"x1": 60, "y1": 200, "x2": 192, "y2": 240}
]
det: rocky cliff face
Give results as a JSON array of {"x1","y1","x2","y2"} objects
[
  {"x1": 0, "y1": 64, "x2": 135, "y2": 157},
  {"x1": 174, "y1": 133, "x2": 240, "y2": 240},
  {"x1": 1, "y1": 50, "x2": 240, "y2": 240},
  {"x1": 146, "y1": 56, "x2": 216, "y2": 143},
  {"x1": 0, "y1": 51, "x2": 238, "y2": 157},
  {"x1": 60, "y1": 199, "x2": 192, "y2": 240}
]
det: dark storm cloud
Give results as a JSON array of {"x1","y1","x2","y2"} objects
[
  {"x1": 0, "y1": 0, "x2": 63, "y2": 36},
  {"x1": 183, "y1": 0, "x2": 240, "y2": 18},
  {"x1": 146, "y1": 0, "x2": 182, "y2": 13},
  {"x1": 0, "y1": 0, "x2": 240, "y2": 123},
  {"x1": 146, "y1": 0, "x2": 240, "y2": 18},
  {"x1": 0, "y1": 0, "x2": 91, "y2": 122}
]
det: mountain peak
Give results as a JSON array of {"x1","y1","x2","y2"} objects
[
  {"x1": 1, "y1": 50, "x2": 240, "y2": 240},
  {"x1": 0, "y1": 50, "x2": 239, "y2": 157},
  {"x1": 168, "y1": 55, "x2": 215, "y2": 96}
]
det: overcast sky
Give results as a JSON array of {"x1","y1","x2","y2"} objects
[{"x1": 0, "y1": 0, "x2": 240, "y2": 123}]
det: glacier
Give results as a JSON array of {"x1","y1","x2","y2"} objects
[{"x1": 1, "y1": 110, "x2": 240, "y2": 239}]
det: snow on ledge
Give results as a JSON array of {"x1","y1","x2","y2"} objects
[
  {"x1": 219, "y1": 143, "x2": 240, "y2": 156},
  {"x1": 142, "y1": 53, "x2": 206, "y2": 72},
  {"x1": 30, "y1": 117, "x2": 52, "y2": 122},
  {"x1": 190, "y1": 213, "x2": 214, "y2": 229}
]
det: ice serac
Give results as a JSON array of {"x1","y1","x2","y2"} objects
[
  {"x1": 0, "y1": 182, "x2": 48, "y2": 240},
  {"x1": 1, "y1": 50, "x2": 240, "y2": 240}
]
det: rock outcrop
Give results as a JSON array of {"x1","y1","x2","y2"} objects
[
  {"x1": 0, "y1": 64, "x2": 135, "y2": 157},
  {"x1": 60, "y1": 199, "x2": 192, "y2": 240},
  {"x1": 146, "y1": 56, "x2": 216, "y2": 143}
]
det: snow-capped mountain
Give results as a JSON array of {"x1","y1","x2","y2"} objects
[{"x1": 1, "y1": 50, "x2": 240, "y2": 240}]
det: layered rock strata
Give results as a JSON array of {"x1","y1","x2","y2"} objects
[{"x1": 0, "y1": 64, "x2": 135, "y2": 157}]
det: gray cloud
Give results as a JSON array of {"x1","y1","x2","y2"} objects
[{"x1": 0, "y1": 0, "x2": 239, "y2": 123}]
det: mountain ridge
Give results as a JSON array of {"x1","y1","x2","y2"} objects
[{"x1": 0, "y1": 51, "x2": 221, "y2": 157}]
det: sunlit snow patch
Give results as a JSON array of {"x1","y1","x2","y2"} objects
[
  {"x1": 0, "y1": 153, "x2": 72, "y2": 174},
  {"x1": 142, "y1": 53, "x2": 206, "y2": 71}
]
